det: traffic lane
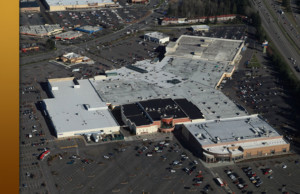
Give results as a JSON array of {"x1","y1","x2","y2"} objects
[
  {"x1": 257, "y1": 0, "x2": 300, "y2": 63},
  {"x1": 254, "y1": 1, "x2": 300, "y2": 80},
  {"x1": 265, "y1": 0, "x2": 300, "y2": 44}
]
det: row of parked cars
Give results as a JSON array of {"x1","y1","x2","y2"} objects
[
  {"x1": 242, "y1": 166, "x2": 263, "y2": 188},
  {"x1": 225, "y1": 169, "x2": 248, "y2": 191}
]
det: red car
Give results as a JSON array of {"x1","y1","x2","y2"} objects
[{"x1": 82, "y1": 159, "x2": 90, "y2": 164}]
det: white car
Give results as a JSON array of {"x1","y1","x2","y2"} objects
[
  {"x1": 170, "y1": 169, "x2": 176, "y2": 173},
  {"x1": 282, "y1": 164, "x2": 287, "y2": 169},
  {"x1": 229, "y1": 174, "x2": 236, "y2": 180},
  {"x1": 237, "y1": 184, "x2": 244, "y2": 189},
  {"x1": 193, "y1": 160, "x2": 198, "y2": 165},
  {"x1": 103, "y1": 155, "x2": 110, "y2": 159}
]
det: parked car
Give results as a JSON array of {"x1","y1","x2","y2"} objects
[
  {"x1": 146, "y1": 153, "x2": 153, "y2": 157},
  {"x1": 237, "y1": 184, "x2": 244, "y2": 189},
  {"x1": 282, "y1": 164, "x2": 287, "y2": 169}
]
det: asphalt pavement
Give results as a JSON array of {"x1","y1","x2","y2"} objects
[
  {"x1": 252, "y1": 0, "x2": 300, "y2": 80},
  {"x1": 20, "y1": 7, "x2": 163, "y2": 66}
]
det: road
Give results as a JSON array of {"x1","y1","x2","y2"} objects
[
  {"x1": 20, "y1": 8, "x2": 163, "y2": 66},
  {"x1": 264, "y1": 0, "x2": 300, "y2": 47},
  {"x1": 252, "y1": 0, "x2": 300, "y2": 80}
]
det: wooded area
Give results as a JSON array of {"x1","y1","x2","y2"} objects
[{"x1": 167, "y1": 0, "x2": 250, "y2": 18}]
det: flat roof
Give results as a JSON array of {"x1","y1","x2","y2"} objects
[
  {"x1": 126, "y1": 115, "x2": 152, "y2": 126},
  {"x1": 55, "y1": 31, "x2": 82, "y2": 39},
  {"x1": 20, "y1": 1, "x2": 39, "y2": 8},
  {"x1": 90, "y1": 56, "x2": 245, "y2": 120},
  {"x1": 45, "y1": 0, "x2": 113, "y2": 6},
  {"x1": 75, "y1": 25, "x2": 102, "y2": 32},
  {"x1": 184, "y1": 114, "x2": 282, "y2": 146},
  {"x1": 166, "y1": 35, "x2": 244, "y2": 62},
  {"x1": 62, "y1": 52, "x2": 83, "y2": 59},
  {"x1": 138, "y1": 98, "x2": 188, "y2": 120},
  {"x1": 122, "y1": 98, "x2": 203, "y2": 126},
  {"x1": 122, "y1": 103, "x2": 152, "y2": 126},
  {"x1": 44, "y1": 78, "x2": 118, "y2": 135},
  {"x1": 145, "y1": 32, "x2": 169, "y2": 39},
  {"x1": 20, "y1": 24, "x2": 62, "y2": 35},
  {"x1": 174, "y1": 98, "x2": 204, "y2": 119},
  {"x1": 203, "y1": 138, "x2": 288, "y2": 155},
  {"x1": 191, "y1": 25, "x2": 210, "y2": 30},
  {"x1": 122, "y1": 103, "x2": 143, "y2": 117}
]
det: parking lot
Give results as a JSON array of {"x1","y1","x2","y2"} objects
[
  {"x1": 212, "y1": 154, "x2": 300, "y2": 194},
  {"x1": 85, "y1": 34, "x2": 162, "y2": 68},
  {"x1": 20, "y1": 12, "x2": 45, "y2": 26},
  {"x1": 19, "y1": 14, "x2": 300, "y2": 193},
  {"x1": 19, "y1": 60, "x2": 223, "y2": 194},
  {"x1": 221, "y1": 45, "x2": 300, "y2": 137},
  {"x1": 20, "y1": 59, "x2": 74, "y2": 193},
  {"x1": 44, "y1": 136, "x2": 226, "y2": 194}
]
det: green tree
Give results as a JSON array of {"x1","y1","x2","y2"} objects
[
  {"x1": 213, "y1": 16, "x2": 218, "y2": 24},
  {"x1": 205, "y1": 16, "x2": 210, "y2": 24},
  {"x1": 45, "y1": 39, "x2": 56, "y2": 50},
  {"x1": 282, "y1": 0, "x2": 288, "y2": 7},
  {"x1": 250, "y1": 11, "x2": 261, "y2": 28},
  {"x1": 233, "y1": 2, "x2": 237, "y2": 14}
]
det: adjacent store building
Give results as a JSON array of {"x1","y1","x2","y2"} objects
[
  {"x1": 121, "y1": 98, "x2": 204, "y2": 135},
  {"x1": 20, "y1": 0, "x2": 40, "y2": 12},
  {"x1": 42, "y1": 0, "x2": 116, "y2": 11},
  {"x1": 55, "y1": 31, "x2": 83, "y2": 40},
  {"x1": 191, "y1": 25, "x2": 210, "y2": 32},
  {"x1": 43, "y1": 77, "x2": 119, "y2": 138},
  {"x1": 74, "y1": 25, "x2": 103, "y2": 34},
  {"x1": 20, "y1": 24, "x2": 63, "y2": 37},
  {"x1": 182, "y1": 115, "x2": 290, "y2": 163},
  {"x1": 144, "y1": 32, "x2": 170, "y2": 44},
  {"x1": 59, "y1": 52, "x2": 91, "y2": 64}
]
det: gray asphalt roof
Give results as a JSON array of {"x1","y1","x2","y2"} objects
[
  {"x1": 44, "y1": 78, "x2": 119, "y2": 134},
  {"x1": 184, "y1": 115, "x2": 281, "y2": 146},
  {"x1": 45, "y1": 0, "x2": 113, "y2": 6}
]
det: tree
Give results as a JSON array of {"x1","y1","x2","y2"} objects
[
  {"x1": 45, "y1": 39, "x2": 56, "y2": 50},
  {"x1": 250, "y1": 11, "x2": 261, "y2": 28},
  {"x1": 232, "y1": 2, "x2": 237, "y2": 14},
  {"x1": 205, "y1": 16, "x2": 210, "y2": 24},
  {"x1": 282, "y1": 0, "x2": 288, "y2": 7},
  {"x1": 213, "y1": 16, "x2": 218, "y2": 24}
]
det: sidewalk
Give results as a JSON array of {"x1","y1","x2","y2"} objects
[{"x1": 124, "y1": 132, "x2": 173, "y2": 142}]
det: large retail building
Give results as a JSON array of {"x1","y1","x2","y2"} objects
[
  {"x1": 43, "y1": 77, "x2": 119, "y2": 138},
  {"x1": 121, "y1": 98, "x2": 205, "y2": 135},
  {"x1": 42, "y1": 0, "x2": 116, "y2": 11},
  {"x1": 182, "y1": 115, "x2": 290, "y2": 163}
]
